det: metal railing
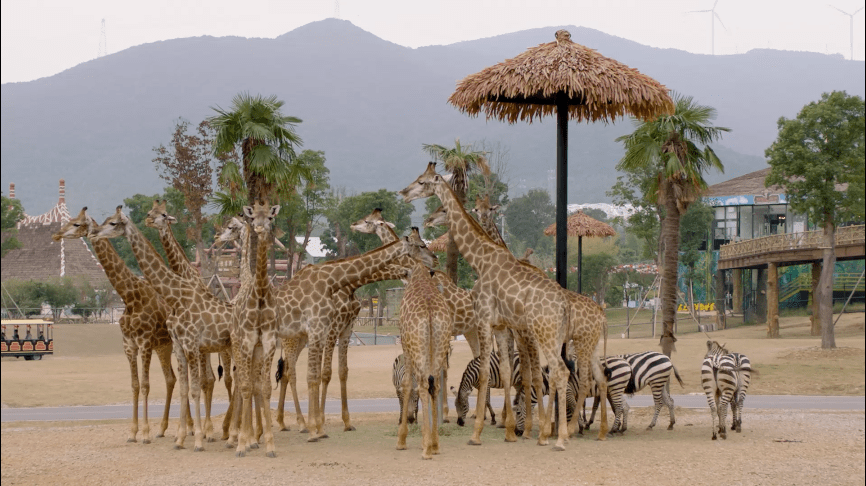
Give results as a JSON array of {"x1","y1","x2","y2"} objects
[{"x1": 720, "y1": 224, "x2": 865, "y2": 261}]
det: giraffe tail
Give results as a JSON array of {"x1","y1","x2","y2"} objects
[
  {"x1": 428, "y1": 375, "x2": 435, "y2": 397},
  {"x1": 275, "y1": 357, "x2": 285, "y2": 383},
  {"x1": 217, "y1": 354, "x2": 224, "y2": 381}
]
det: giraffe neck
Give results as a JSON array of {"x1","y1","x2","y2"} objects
[
  {"x1": 433, "y1": 271, "x2": 464, "y2": 300},
  {"x1": 316, "y1": 239, "x2": 406, "y2": 290},
  {"x1": 89, "y1": 238, "x2": 148, "y2": 301},
  {"x1": 254, "y1": 232, "x2": 272, "y2": 298},
  {"x1": 124, "y1": 220, "x2": 184, "y2": 297},
  {"x1": 346, "y1": 261, "x2": 409, "y2": 291},
  {"x1": 235, "y1": 224, "x2": 253, "y2": 298},
  {"x1": 433, "y1": 182, "x2": 506, "y2": 271},
  {"x1": 376, "y1": 226, "x2": 399, "y2": 245},
  {"x1": 158, "y1": 225, "x2": 200, "y2": 282},
  {"x1": 479, "y1": 215, "x2": 507, "y2": 248}
]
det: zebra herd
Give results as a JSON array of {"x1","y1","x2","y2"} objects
[{"x1": 393, "y1": 339, "x2": 752, "y2": 441}]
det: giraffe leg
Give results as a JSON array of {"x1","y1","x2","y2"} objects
[
  {"x1": 173, "y1": 347, "x2": 191, "y2": 450},
  {"x1": 468, "y1": 318, "x2": 492, "y2": 446},
  {"x1": 122, "y1": 338, "x2": 140, "y2": 443},
  {"x1": 306, "y1": 340, "x2": 325, "y2": 442},
  {"x1": 590, "y1": 355, "x2": 609, "y2": 440},
  {"x1": 396, "y1": 363, "x2": 412, "y2": 450},
  {"x1": 234, "y1": 341, "x2": 253, "y2": 456},
  {"x1": 188, "y1": 351, "x2": 206, "y2": 452},
  {"x1": 225, "y1": 376, "x2": 241, "y2": 449},
  {"x1": 338, "y1": 328, "x2": 355, "y2": 431},
  {"x1": 155, "y1": 344, "x2": 175, "y2": 439},
  {"x1": 220, "y1": 349, "x2": 234, "y2": 440},
  {"x1": 202, "y1": 354, "x2": 215, "y2": 442},
  {"x1": 494, "y1": 329, "x2": 517, "y2": 442},
  {"x1": 420, "y1": 376, "x2": 434, "y2": 460},
  {"x1": 140, "y1": 346, "x2": 154, "y2": 444},
  {"x1": 319, "y1": 337, "x2": 336, "y2": 437},
  {"x1": 257, "y1": 335, "x2": 278, "y2": 458},
  {"x1": 276, "y1": 355, "x2": 291, "y2": 431}
]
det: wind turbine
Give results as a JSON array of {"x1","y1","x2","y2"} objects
[
  {"x1": 829, "y1": 4, "x2": 865, "y2": 60},
  {"x1": 688, "y1": 0, "x2": 727, "y2": 55}
]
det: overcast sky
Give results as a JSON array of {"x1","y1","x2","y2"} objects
[{"x1": 1, "y1": 0, "x2": 864, "y2": 84}]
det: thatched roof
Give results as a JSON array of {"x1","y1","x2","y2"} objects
[
  {"x1": 427, "y1": 232, "x2": 450, "y2": 252},
  {"x1": 543, "y1": 210, "x2": 617, "y2": 238},
  {"x1": 448, "y1": 30, "x2": 675, "y2": 124}
]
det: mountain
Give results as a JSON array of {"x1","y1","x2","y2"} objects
[{"x1": 2, "y1": 19, "x2": 863, "y2": 219}]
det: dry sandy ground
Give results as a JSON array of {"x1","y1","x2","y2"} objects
[{"x1": 2, "y1": 313, "x2": 864, "y2": 485}]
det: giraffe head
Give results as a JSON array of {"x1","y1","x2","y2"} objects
[
  {"x1": 217, "y1": 216, "x2": 247, "y2": 245},
  {"x1": 424, "y1": 205, "x2": 448, "y2": 228},
  {"x1": 52, "y1": 207, "x2": 91, "y2": 241},
  {"x1": 349, "y1": 208, "x2": 395, "y2": 238},
  {"x1": 406, "y1": 227, "x2": 438, "y2": 268},
  {"x1": 145, "y1": 199, "x2": 176, "y2": 230},
  {"x1": 243, "y1": 201, "x2": 280, "y2": 237},
  {"x1": 470, "y1": 194, "x2": 500, "y2": 223},
  {"x1": 398, "y1": 162, "x2": 442, "y2": 202},
  {"x1": 92, "y1": 206, "x2": 131, "y2": 240}
]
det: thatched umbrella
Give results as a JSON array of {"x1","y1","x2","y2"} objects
[
  {"x1": 449, "y1": 29, "x2": 673, "y2": 289},
  {"x1": 543, "y1": 210, "x2": 616, "y2": 293}
]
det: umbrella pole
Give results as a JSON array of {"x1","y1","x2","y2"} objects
[
  {"x1": 556, "y1": 99, "x2": 568, "y2": 289},
  {"x1": 578, "y1": 236, "x2": 582, "y2": 294}
]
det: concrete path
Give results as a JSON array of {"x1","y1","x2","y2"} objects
[{"x1": 2, "y1": 395, "x2": 863, "y2": 423}]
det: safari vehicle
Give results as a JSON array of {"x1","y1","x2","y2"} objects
[{"x1": 1, "y1": 320, "x2": 54, "y2": 360}]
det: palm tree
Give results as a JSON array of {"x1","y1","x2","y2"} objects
[
  {"x1": 616, "y1": 94, "x2": 729, "y2": 357},
  {"x1": 209, "y1": 92, "x2": 309, "y2": 272},
  {"x1": 423, "y1": 139, "x2": 489, "y2": 283}
]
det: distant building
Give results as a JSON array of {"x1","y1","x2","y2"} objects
[{"x1": 1, "y1": 180, "x2": 106, "y2": 286}]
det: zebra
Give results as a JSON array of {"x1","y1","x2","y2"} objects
[
  {"x1": 451, "y1": 351, "x2": 521, "y2": 427},
  {"x1": 512, "y1": 363, "x2": 579, "y2": 436},
  {"x1": 702, "y1": 340, "x2": 753, "y2": 440},
  {"x1": 392, "y1": 354, "x2": 419, "y2": 424},
  {"x1": 619, "y1": 351, "x2": 685, "y2": 430},
  {"x1": 583, "y1": 356, "x2": 631, "y2": 436}
]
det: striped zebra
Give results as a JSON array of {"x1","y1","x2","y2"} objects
[
  {"x1": 451, "y1": 351, "x2": 521, "y2": 427},
  {"x1": 584, "y1": 356, "x2": 631, "y2": 435},
  {"x1": 512, "y1": 363, "x2": 578, "y2": 436},
  {"x1": 620, "y1": 351, "x2": 685, "y2": 430},
  {"x1": 702, "y1": 340, "x2": 753, "y2": 440},
  {"x1": 392, "y1": 354, "x2": 419, "y2": 424}
]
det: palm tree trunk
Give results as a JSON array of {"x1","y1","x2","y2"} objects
[
  {"x1": 819, "y1": 218, "x2": 836, "y2": 349},
  {"x1": 659, "y1": 185, "x2": 681, "y2": 357}
]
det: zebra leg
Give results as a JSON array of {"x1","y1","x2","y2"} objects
[
  {"x1": 647, "y1": 384, "x2": 664, "y2": 430},
  {"x1": 663, "y1": 379, "x2": 676, "y2": 430}
]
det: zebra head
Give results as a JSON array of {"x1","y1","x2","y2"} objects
[
  {"x1": 452, "y1": 385, "x2": 471, "y2": 426},
  {"x1": 705, "y1": 340, "x2": 729, "y2": 358}
]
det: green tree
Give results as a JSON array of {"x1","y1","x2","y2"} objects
[
  {"x1": 504, "y1": 189, "x2": 556, "y2": 252},
  {"x1": 423, "y1": 139, "x2": 489, "y2": 283},
  {"x1": 568, "y1": 252, "x2": 618, "y2": 304},
  {"x1": 277, "y1": 150, "x2": 332, "y2": 277},
  {"x1": 608, "y1": 158, "x2": 663, "y2": 262},
  {"x1": 678, "y1": 201, "x2": 713, "y2": 312},
  {"x1": 1, "y1": 194, "x2": 25, "y2": 256},
  {"x1": 616, "y1": 93, "x2": 728, "y2": 356},
  {"x1": 765, "y1": 91, "x2": 865, "y2": 348},
  {"x1": 1, "y1": 279, "x2": 44, "y2": 316},
  {"x1": 321, "y1": 189, "x2": 414, "y2": 258},
  {"x1": 209, "y1": 93, "x2": 310, "y2": 273}
]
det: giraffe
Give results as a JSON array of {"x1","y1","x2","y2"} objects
[
  {"x1": 147, "y1": 200, "x2": 234, "y2": 441},
  {"x1": 271, "y1": 231, "x2": 419, "y2": 442},
  {"x1": 52, "y1": 207, "x2": 175, "y2": 444},
  {"x1": 395, "y1": 250, "x2": 453, "y2": 459},
  {"x1": 349, "y1": 209, "x2": 460, "y2": 421},
  {"x1": 400, "y1": 162, "x2": 582, "y2": 450},
  {"x1": 94, "y1": 206, "x2": 233, "y2": 452},
  {"x1": 469, "y1": 194, "x2": 610, "y2": 439},
  {"x1": 228, "y1": 202, "x2": 280, "y2": 457}
]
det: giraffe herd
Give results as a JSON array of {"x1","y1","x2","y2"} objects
[{"x1": 50, "y1": 162, "x2": 631, "y2": 460}]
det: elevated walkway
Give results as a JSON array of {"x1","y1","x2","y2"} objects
[{"x1": 719, "y1": 225, "x2": 865, "y2": 270}]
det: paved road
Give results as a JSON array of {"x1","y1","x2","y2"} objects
[{"x1": 2, "y1": 395, "x2": 863, "y2": 422}]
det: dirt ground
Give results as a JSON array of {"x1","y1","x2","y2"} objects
[{"x1": 2, "y1": 313, "x2": 865, "y2": 485}]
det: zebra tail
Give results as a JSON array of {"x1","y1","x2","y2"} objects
[
  {"x1": 624, "y1": 375, "x2": 637, "y2": 396},
  {"x1": 734, "y1": 365, "x2": 757, "y2": 376},
  {"x1": 428, "y1": 375, "x2": 435, "y2": 397},
  {"x1": 275, "y1": 357, "x2": 285, "y2": 383},
  {"x1": 672, "y1": 364, "x2": 686, "y2": 388}
]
